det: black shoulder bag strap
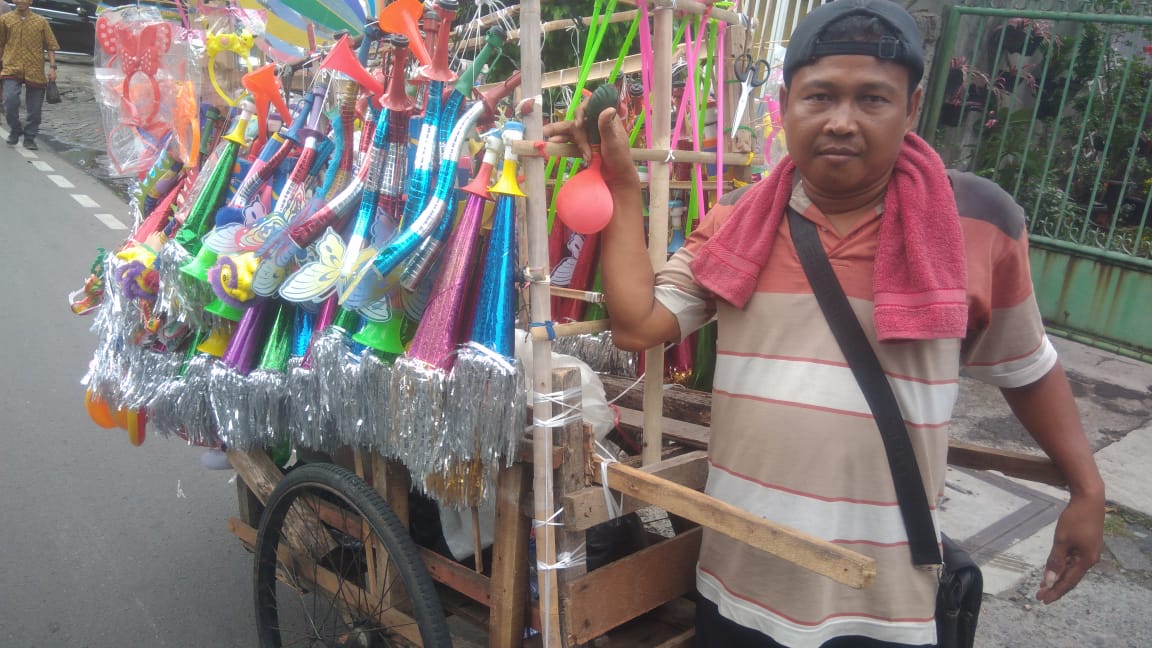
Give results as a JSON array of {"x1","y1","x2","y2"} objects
[{"x1": 786, "y1": 207, "x2": 942, "y2": 566}]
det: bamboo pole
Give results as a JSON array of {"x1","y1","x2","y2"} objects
[
  {"x1": 618, "y1": 0, "x2": 750, "y2": 27},
  {"x1": 641, "y1": 3, "x2": 674, "y2": 467},
  {"x1": 519, "y1": 1, "x2": 563, "y2": 645},
  {"x1": 456, "y1": 10, "x2": 639, "y2": 51},
  {"x1": 512, "y1": 139, "x2": 764, "y2": 166}
]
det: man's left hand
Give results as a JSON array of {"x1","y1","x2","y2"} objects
[
  {"x1": 1037, "y1": 491, "x2": 1104, "y2": 604},
  {"x1": 47, "y1": 68, "x2": 56, "y2": 82}
]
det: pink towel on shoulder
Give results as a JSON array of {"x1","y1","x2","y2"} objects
[{"x1": 689, "y1": 133, "x2": 968, "y2": 341}]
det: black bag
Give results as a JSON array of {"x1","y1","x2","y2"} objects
[
  {"x1": 788, "y1": 208, "x2": 982, "y2": 648},
  {"x1": 937, "y1": 535, "x2": 983, "y2": 648},
  {"x1": 45, "y1": 80, "x2": 61, "y2": 104}
]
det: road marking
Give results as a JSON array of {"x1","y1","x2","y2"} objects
[
  {"x1": 47, "y1": 174, "x2": 75, "y2": 188},
  {"x1": 94, "y1": 213, "x2": 127, "y2": 230},
  {"x1": 72, "y1": 194, "x2": 100, "y2": 208},
  {"x1": 2, "y1": 129, "x2": 128, "y2": 232}
]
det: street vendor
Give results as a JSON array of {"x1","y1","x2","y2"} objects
[{"x1": 544, "y1": 1, "x2": 1105, "y2": 647}]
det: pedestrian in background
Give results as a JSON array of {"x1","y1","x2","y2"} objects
[{"x1": 0, "y1": 0, "x2": 58, "y2": 150}]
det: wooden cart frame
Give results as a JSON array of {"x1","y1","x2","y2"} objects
[{"x1": 222, "y1": 1, "x2": 1069, "y2": 645}]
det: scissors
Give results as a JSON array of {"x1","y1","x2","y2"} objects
[{"x1": 731, "y1": 53, "x2": 771, "y2": 137}]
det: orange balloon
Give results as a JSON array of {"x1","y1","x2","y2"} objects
[{"x1": 85, "y1": 390, "x2": 117, "y2": 429}]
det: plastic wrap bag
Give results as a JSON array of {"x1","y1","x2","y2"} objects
[{"x1": 93, "y1": 7, "x2": 200, "y2": 176}]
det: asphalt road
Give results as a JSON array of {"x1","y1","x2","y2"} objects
[{"x1": 0, "y1": 134, "x2": 255, "y2": 646}]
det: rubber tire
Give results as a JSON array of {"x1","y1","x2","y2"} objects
[{"x1": 254, "y1": 462, "x2": 453, "y2": 648}]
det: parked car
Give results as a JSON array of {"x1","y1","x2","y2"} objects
[{"x1": 4, "y1": 0, "x2": 100, "y2": 56}]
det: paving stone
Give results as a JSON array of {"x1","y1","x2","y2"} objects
[{"x1": 1104, "y1": 535, "x2": 1152, "y2": 572}]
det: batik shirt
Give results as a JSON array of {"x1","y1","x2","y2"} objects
[{"x1": 0, "y1": 11, "x2": 58, "y2": 87}]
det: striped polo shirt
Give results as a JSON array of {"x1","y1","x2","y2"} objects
[{"x1": 653, "y1": 171, "x2": 1056, "y2": 647}]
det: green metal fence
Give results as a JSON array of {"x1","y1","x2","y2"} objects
[{"x1": 922, "y1": 1, "x2": 1152, "y2": 362}]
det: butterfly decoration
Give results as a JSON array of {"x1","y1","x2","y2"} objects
[{"x1": 279, "y1": 228, "x2": 381, "y2": 305}]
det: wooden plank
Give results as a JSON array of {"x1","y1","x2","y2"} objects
[
  {"x1": 948, "y1": 441, "x2": 1067, "y2": 487},
  {"x1": 653, "y1": 630, "x2": 696, "y2": 648},
  {"x1": 563, "y1": 452, "x2": 709, "y2": 532},
  {"x1": 488, "y1": 463, "x2": 532, "y2": 648},
  {"x1": 227, "y1": 449, "x2": 337, "y2": 560},
  {"x1": 599, "y1": 460, "x2": 877, "y2": 589},
  {"x1": 601, "y1": 377, "x2": 712, "y2": 427},
  {"x1": 235, "y1": 475, "x2": 263, "y2": 529},
  {"x1": 554, "y1": 368, "x2": 590, "y2": 645},
  {"x1": 616, "y1": 406, "x2": 709, "y2": 450},
  {"x1": 419, "y1": 547, "x2": 491, "y2": 605},
  {"x1": 228, "y1": 518, "x2": 425, "y2": 647},
  {"x1": 564, "y1": 529, "x2": 702, "y2": 646}
]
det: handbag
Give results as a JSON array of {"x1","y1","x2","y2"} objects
[
  {"x1": 45, "y1": 80, "x2": 61, "y2": 104},
  {"x1": 787, "y1": 207, "x2": 983, "y2": 648}
]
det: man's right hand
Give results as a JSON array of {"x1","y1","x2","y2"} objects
[{"x1": 542, "y1": 100, "x2": 640, "y2": 194}]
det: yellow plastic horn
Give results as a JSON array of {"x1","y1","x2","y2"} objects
[
  {"x1": 196, "y1": 320, "x2": 236, "y2": 357},
  {"x1": 488, "y1": 122, "x2": 526, "y2": 198}
]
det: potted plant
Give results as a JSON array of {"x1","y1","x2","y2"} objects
[
  {"x1": 993, "y1": 18, "x2": 1057, "y2": 56},
  {"x1": 940, "y1": 57, "x2": 967, "y2": 127}
]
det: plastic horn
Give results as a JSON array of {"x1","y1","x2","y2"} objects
[
  {"x1": 242, "y1": 63, "x2": 293, "y2": 155},
  {"x1": 175, "y1": 102, "x2": 255, "y2": 257},
  {"x1": 419, "y1": 0, "x2": 459, "y2": 83},
  {"x1": 378, "y1": 0, "x2": 431, "y2": 68},
  {"x1": 248, "y1": 80, "x2": 333, "y2": 295},
  {"x1": 475, "y1": 70, "x2": 523, "y2": 129},
  {"x1": 322, "y1": 34, "x2": 384, "y2": 103},
  {"x1": 350, "y1": 100, "x2": 487, "y2": 293},
  {"x1": 401, "y1": 77, "x2": 446, "y2": 229},
  {"x1": 454, "y1": 27, "x2": 506, "y2": 98},
  {"x1": 341, "y1": 39, "x2": 413, "y2": 283},
  {"x1": 470, "y1": 121, "x2": 524, "y2": 355},
  {"x1": 379, "y1": 35, "x2": 415, "y2": 112},
  {"x1": 404, "y1": 133, "x2": 502, "y2": 370},
  {"x1": 350, "y1": 301, "x2": 407, "y2": 358}
]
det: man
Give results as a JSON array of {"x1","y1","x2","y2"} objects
[
  {"x1": 0, "y1": 0, "x2": 59, "y2": 150},
  {"x1": 545, "y1": 1, "x2": 1104, "y2": 646}
]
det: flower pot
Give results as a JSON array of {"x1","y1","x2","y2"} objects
[
  {"x1": 997, "y1": 24, "x2": 1043, "y2": 55},
  {"x1": 939, "y1": 102, "x2": 963, "y2": 127}
]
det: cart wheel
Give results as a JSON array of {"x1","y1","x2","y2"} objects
[{"x1": 254, "y1": 463, "x2": 452, "y2": 648}]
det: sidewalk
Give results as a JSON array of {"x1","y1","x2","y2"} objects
[
  {"x1": 946, "y1": 338, "x2": 1152, "y2": 645},
  {"x1": 37, "y1": 58, "x2": 1152, "y2": 647}
]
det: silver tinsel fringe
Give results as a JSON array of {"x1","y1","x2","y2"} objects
[
  {"x1": 209, "y1": 363, "x2": 258, "y2": 450},
  {"x1": 308, "y1": 327, "x2": 359, "y2": 451},
  {"x1": 390, "y1": 357, "x2": 451, "y2": 487},
  {"x1": 437, "y1": 345, "x2": 528, "y2": 507},
  {"x1": 286, "y1": 358, "x2": 322, "y2": 449},
  {"x1": 552, "y1": 331, "x2": 638, "y2": 378},
  {"x1": 355, "y1": 350, "x2": 393, "y2": 453},
  {"x1": 174, "y1": 354, "x2": 220, "y2": 448},
  {"x1": 246, "y1": 369, "x2": 290, "y2": 448}
]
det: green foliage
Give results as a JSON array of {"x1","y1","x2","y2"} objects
[{"x1": 456, "y1": 1, "x2": 635, "y2": 92}]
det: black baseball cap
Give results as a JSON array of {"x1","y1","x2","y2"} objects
[{"x1": 782, "y1": 0, "x2": 924, "y2": 87}]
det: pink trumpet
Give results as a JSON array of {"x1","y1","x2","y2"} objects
[{"x1": 404, "y1": 132, "x2": 502, "y2": 370}]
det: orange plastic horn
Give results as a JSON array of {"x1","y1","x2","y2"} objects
[
  {"x1": 379, "y1": 0, "x2": 431, "y2": 68},
  {"x1": 322, "y1": 35, "x2": 385, "y2": 99},
  {"x1": 476, "y1": 70, "x2": 523, "y2": 126},
  {"x1": 379, "y1": 36, "x2": 415, "y2": 112},
  {"x1": 242, "y1": 63, "x2": 292, "y2": 154},
  {"x1": 420, "y1": 0, "x2": 458, "y2": 83}
]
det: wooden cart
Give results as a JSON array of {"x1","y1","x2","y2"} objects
[{"x1": 221, "y1": 1, "x2": 1068, "y2": 645}]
